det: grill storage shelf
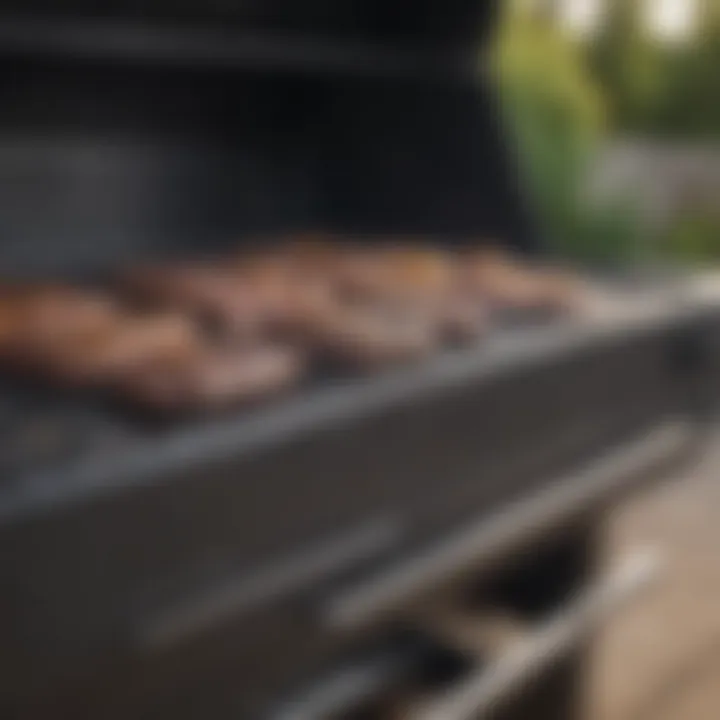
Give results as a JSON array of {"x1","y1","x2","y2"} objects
[{"x1": 0, "y1": 2, "x2": 718, "y2": 719}]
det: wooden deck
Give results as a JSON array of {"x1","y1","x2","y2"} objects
[{"x1": 590, "y1": 436, "x2": 720, "y2": 720}]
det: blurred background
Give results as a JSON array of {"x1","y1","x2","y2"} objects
[
  {"x1": 494, "y1": 0, "x2": 719, "y2": 267},
  {"x1": 494, "y1": 3, "x2": 720, "y2": 719}
]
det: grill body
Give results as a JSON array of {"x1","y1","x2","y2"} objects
[{"x1": 0, "y1": 4, "x2": 716, "y2": 719}]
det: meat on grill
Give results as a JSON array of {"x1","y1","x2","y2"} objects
[
  {"x1": 300, "y1": 304, "x2": 438, "y2": 371},
  {"x1": 120, "y1": 261, "x2": 340, "y2": 344},
  {"x1": 0, "y1": 285, "x2": 119, "y2": 357},
  {"x1": 117, "y1": 344, "x2": 305, "y2": 412},
  {"x1": 0, "y1": 241, "x2": 587, "y2": 415},
  {"x1": 460, "y1": 248, "x2": 583, "y2": 320},
  {"x1": 0, "y1": 287, "x2": 203, "y2": 386},
  {"x1": 315, "y1": 246, "x2": 488, "y2": 344},
  {"x1": 35, "y1": 313, "x2": 202, "y2": 386}
]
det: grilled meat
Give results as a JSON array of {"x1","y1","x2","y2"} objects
[
  {"x1": 35, "y1": 313, "x2": 201, "y2": 386},
  {"x1": 118, "y1": 344, "x2": 304, "y2": 412}
]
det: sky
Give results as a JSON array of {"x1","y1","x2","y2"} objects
[
  {"x1": 559, "y1": 0, "x2": 698, "y2": 40},
  {"x1": 648, "y1": 0, "x2": 698, "y2": 40}
]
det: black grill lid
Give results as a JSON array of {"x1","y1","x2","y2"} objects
[
  {"x1": 0, "y1": 0, "x2": 538, "y2": 276},
  {"x1": 0, "y1": 1, "x2": 497, "y2": 48}
]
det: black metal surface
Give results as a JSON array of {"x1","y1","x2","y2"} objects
[
  {"x1": 0, "y1": 2, "x2": 496, "y2": 52},
  {"x1": 0, "y1": 63, "x2": 323, "y2": 277},
  {"x1": 0, "y1": 64, "x2": 535, "y2": 278},
  {"x1": 674, "y1": 308, "x2": 720, "y2": 421}
]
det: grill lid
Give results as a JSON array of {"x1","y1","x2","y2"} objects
[{"x1": 0, "y1": 0, "x2": 538, "y2": 275}]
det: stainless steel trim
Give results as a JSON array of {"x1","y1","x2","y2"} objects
[
  {"x1": 140, "y1": 517, "x2": 405, "y2": 649},
  {"x1": 269, "y1": 646, "x2": 416, "y2": 720},
  {"x1": 323, "y1": 421, "x2": 689, "y2": 631}
]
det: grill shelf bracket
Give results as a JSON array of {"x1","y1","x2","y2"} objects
[{"x1": 411, "y1": 547, "x2": 663, "y2": 720}]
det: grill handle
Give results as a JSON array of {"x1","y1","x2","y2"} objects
[
  {"x1": 268, "y1": 644, "x2": 421, "y2": 720},
  {"x1": 322, "y1": 421, "x2": 689, "y2": 632},
  {"x1": 411, "y1": 548, "x2": 663, "y2": 720}
]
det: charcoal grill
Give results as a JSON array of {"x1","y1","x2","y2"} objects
[{"x1": 0, "y1": 3, "x2": 718, "y2": 719}]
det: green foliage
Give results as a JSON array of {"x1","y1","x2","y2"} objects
[
  {"x1": 494, "y1": 9, "x2": 605, "y2": 176},
  {"x1": 651, "y1": 13, "x2": 720, "y2": 137},
  {"x1": 584, "y1": 0, "x2": 720, "y2": 138},
  {"x1": 552, "y1": 201, "x2": 648, "y2": 266},
  {"x1": 586, "y1": 0, "x2": 667, "y2": 132},
  {"x1": 494, "y1": 1, "x2": 720, "y2": 264},
  {"x1": 493, "y1": 8, "x2": 612, "y2": 261},
  {"x1": 660, "y1": 212, "x2": 720, "y2": 263}
]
